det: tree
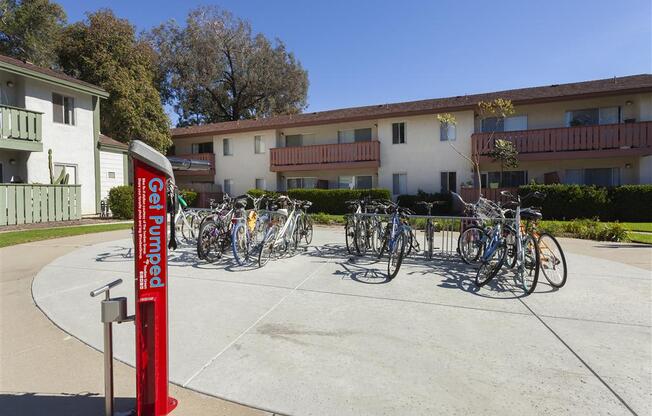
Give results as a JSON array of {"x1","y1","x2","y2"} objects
[
  {"x1": 147, "y1": 6, "x2": 309, "y2": 126},
  {"x1": 57, "y1": 9, "x2": 170, "y2": 151},
  {"x1": 486, "y1": 139, "x2": 518, "y2": 186},
  {"x1": 0, "y1": 0, "x2": 66, "y2": 67}
]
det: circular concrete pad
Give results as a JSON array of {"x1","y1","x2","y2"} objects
[{"x1": 33, "y1": 228, "x2": 651, "y2": 415}]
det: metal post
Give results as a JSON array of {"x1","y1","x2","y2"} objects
[{"x1": 103, "y1": 290, "x2": 114, "y2": 416}]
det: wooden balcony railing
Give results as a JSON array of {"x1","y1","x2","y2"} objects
[
  {"x1": 0, "y1": 105, "x2": 43, "y2": 149},
  {"x1": 473, "y1": 121, "x2": 652, "y2": 161},
  {"x1": 172, "y1": 152, "x2": 215, "y2": 176},
  {"x1": 270, "y1": 140, "x2": 381, "y2": 172}
]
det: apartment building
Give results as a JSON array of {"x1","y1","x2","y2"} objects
[
  {"x1": 0, "y1": 54, "x2": 127, "y2": 223},
  {"x1": 170, "y1": 75, "x2": 652, "y2": 200}
]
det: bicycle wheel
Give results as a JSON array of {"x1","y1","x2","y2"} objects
[
  {"x1": 354, "y1": 220, "x2": 368, "y2": 255},
  {"x1": 197, "y1": 219, "x2": 222, "y2": 262},
  {"x1": 504, "y1": 226, "x2": 517, "y2": 269},
  {"x1": 345, "y1": 218, "x2": 356, "y2": 254},
  {"x1": 538, "y1": 233, "x2": 567, "y2": 288},
  {"x1": 387, "y1": 231, "x2": 406, "y2": 280},
  {"x1": 303, "y1": 216, "x2": 314, "y2": 245},
  {"x1": 258, "y1": 226, "x2": 278, "y2": 267},
  {"x1": 475, "y1": 241, "x2": 506, "y2": 287},
  {"x1": 371, "y1": 221, "x2": 384, "y2": 254},
  {"x1": 520, "y1": 233, "x2": 540, "y2": 295},
  {"x1": 458, "y1": 226, "x2": 485, "y2": 264},
  {"x1": 231, "y1": 223, "x2": 250, "y2": 266}
]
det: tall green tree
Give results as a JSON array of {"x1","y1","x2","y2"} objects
[
  {"x1": 0, "y1": 0, "x2": 66, "y2": 67},
  {"x1": 57, "y1": 9, "x2": 170, "y2": 151},
  {"x1": 147, "y1": 6, "x2": 309, "y2": 127}
]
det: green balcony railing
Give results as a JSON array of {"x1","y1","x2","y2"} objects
[{"x1": 0, "y1": 104, "x2": 43, "y2": 143}]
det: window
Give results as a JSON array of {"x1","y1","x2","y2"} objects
[
  {"x1": 392, "y1": 122, "x2": 406, "y2": 144},
  {"x1": 565, "y1": 107, "x2": 620, "y2": 127},
  {"x1": 392, "y1": 173, "x2": 407, "y2": 195},
  {"x1": 167, "y1": 145, "x2": 176, "y2": 156},
  {"x1": 355, "y1": 175, "x2": 373, "y2": 189},
  {"x1": 338, "y1": 128, "x2": 372, "y2": 144},
  {"x1": 53, "y1": 163, "x2": 77, "y2": 184},
  {"x1": 338, "y1": 176, "x2": 354, "y2": 189},
  {"x1": 108, "y1": 171, "x2": 116, "y2": 179},
  {"x1": 255, "y1": 178, "x2": 266, "y2": 190},
  {"x1": 481, "y1": 115, "x2": 527, "y2": 132},
  {"x1": 483, "y1": 170, "x2": 528, "y2": 187},
  {"x1": 254, "y1": 136, "x2": 265, "y2": 154},
  {"x1": 440, "y1": 122, "x2": 456, "y2": 141},
  {"x1": 285, "y1": 134, "x2": 303, "y2": 147},
  {"x1": 223, "y1": 179, "x2": 233, "y2": 195},
  {"x1": 287, "y1": 177, "x2": 317, "y2": 189},
  {"x1": 192, "y1": 142, "x2": 213, "y2": 153},
  {"x1": 52, "y1": 93, "x2": 74, "y2": 125},
  {"x1": 440, "y1": 171, "x2": 457, "y2": 193},
  {"x1": 223, "y1": 138, "x2": 232, "y2": 156},
  {"x1": 564, "y1": 168, "x2": 620, "y2": 186}
]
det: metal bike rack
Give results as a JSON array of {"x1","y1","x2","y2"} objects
[{"x1": 90, "y1": 278, "x2": 134, "y2": 416}]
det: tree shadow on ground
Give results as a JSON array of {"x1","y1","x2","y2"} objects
[{"x1": 0, "y1": 392, "x2": 135, "y2": 416}]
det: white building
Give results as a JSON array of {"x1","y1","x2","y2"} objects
[
  {"x1": 0, "y1": 54, "x2": 127, "y2": 223},
  {"x1": 170, "y1": 74, "x2": 652, "y2": 202}
]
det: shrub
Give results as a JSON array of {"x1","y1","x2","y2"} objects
[
  {"x1": 519, "y1": 184, "x2": 652, "y2": 221},
  {"x1": 538, "y1": 219, "x2": 628, "y2": 242},
  {"x1": 179, "y1": 189, "x2": 198, "y2": 207},
  {"x1": 310, "y1": 212, "x2": 346, "y2": 225},
  {"x1": 108, "y1": 185, "x2": 133, "y2": 219},
  {"x1": 397, "y1": 190, "x2": 452, "y2": 215},
  {"x1": 609, "y1": 185, "x2": 652, "y2": 221},
  {"x1": 286, "y1": 188, "x2": 391, "y2": 214}
]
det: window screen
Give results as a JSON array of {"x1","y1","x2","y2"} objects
[
  {"x1": 392, "y1": 123, "x2": 406, "y2": 144},
  {"x1": 392, "y1": 173, "x2": 407, "y2": 195}
]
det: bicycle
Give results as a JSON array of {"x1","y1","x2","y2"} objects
[
  {"x1": 258, "y1": 196, "x2": 302, "y2": 267},
  {"x1": 231, "y1": 194, "x2": 269, "y2": 266},
  {"x1": 196, "y1": 194, "x2": 237, "y2": 262},
  {"x1": 376, "y1": 200, "x2": 413, "y2": 280},
  {"x1": 170, "y1": 183, "x2": 201, "y2": 243}
]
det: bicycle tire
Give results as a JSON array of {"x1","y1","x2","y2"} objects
[
  {"x1": 538, "y1": 232, "x2": 567, "y2": 288},
  {"x1": 304, "y1": 216, "x2": 314, "y2": 245},
  {"x1": 475, "y1": 240, "x2": 506, "y2": 287},
  {"x1": 387, "y1": 231, "x2": 406, "y2": 280},
  {"x1": 258, "y1": 226, "x2": 277, "y2": 268},
  {"x1": 345, "y1": 219, "x2": 355, "y2": 254},
  {"x1": 197, "y1": 219, "x2": 222, "y2": 262},
  {"x1": 520, "y1": 233, "x2": 540, "y2": 295},
  {"x1": 231, "y1": 222, "x2": 249, "y2": 266},
  {"x1": 458, "y1": 225, "x2": 485, "y2": 264},
  {"x1": 354, "y1": 220, "x2": 368, "y2": 256}
]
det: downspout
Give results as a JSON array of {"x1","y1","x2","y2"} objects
[{"x1": 93, "y1": 96, "x2": 101, "y2": 214}]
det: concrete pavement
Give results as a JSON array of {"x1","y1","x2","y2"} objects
[
  {"x1": 28, "y1": 228, "x2": 652, "y2": 416},
  {"x1": 0, "y1": 230, "x2": 270, "y2": 416}
]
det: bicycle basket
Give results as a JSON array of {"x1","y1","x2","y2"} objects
[{"x1": 473, "y1": 198, "x2": 502, "y2": 220}]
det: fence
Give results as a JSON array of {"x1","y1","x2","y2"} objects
[{"x1": 0, "y1": 184, "x2": 82, "y2": 226}]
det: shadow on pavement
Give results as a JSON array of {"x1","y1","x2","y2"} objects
[{"x1": 0, "y1": 392, "x2": 135, "y2": 416}]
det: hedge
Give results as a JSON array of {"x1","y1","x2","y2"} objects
[
  {"x1": 519, "y1": 184, "x2": 652, "y2": 221},
  {"x1": 108, "y1": 185, "x2": 133, "y2": 219},
  {"x1": 247, "y1": 188, "x2": 391, "y2": 214},
  {"x1": 397, "y1": 190, "x2": 452, "y2": 215}
]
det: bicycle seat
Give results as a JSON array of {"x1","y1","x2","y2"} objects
[
  {"x1": 450, "y1": 192, "x2": 468, "y2": 215},
  {"x1": 520, "y1": 208, "x2": 542, "y2": 221}
]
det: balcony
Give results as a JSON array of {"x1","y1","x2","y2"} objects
[
  {"x1": 172, "y1": 153, "x2": 215, "y2": 177},
  {"x1": 473, "y1": 121, "x2": 652, "y2": 162},
  {"x1": 0, "y1": 105, "x2": 43, "y2": 152},
  {"x1": 270, "y1": 140, "x2": 381, "y2": 172}
]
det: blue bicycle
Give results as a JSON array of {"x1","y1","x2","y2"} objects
[{"x1": 377, "y1": 201, "x2": 413, "y2": 280}]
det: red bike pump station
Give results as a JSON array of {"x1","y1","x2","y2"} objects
[{"x1": 130, "y1": 140, "x2": 178, "y2": 415}]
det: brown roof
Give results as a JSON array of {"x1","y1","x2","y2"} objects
[
  {"x1": 99, "y1": 134, "x2": 128, "y2": 150},
  {"x1": 172, "y1": 74, "x2": 652, "y2": 138},
  {"x1": 0, "y1": 54, "x2": 108, "y2": 96}
]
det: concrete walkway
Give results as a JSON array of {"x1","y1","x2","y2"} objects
[
  {"x1": 27, "y1": 228, "x2": 652, "y2": 416},
  {"x1": 0, "y1": 230, "x2": 269, "y2": 416}
]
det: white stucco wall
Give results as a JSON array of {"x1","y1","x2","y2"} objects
[
  {"x1": 99, "y1": 150, "x2": 124, "y2": 200},
  {"x1": 377, "y1": 111, "x2": 475, "y2": 195},
  {"x1": 22, "y1": 78, "x2": 98, "y2": 214}
]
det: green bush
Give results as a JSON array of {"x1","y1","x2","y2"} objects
[
  {"x1": 310, "y1": 212, "x2": 346, "y2": 225},
  {"x1": 538, "y1": 219, "x2": 628, "y2": 242},
  {"x1": 397, "y1": 190, "x2": 452, "y2": 215},
  {"x1": 179, "y1": 189, "x2": 198, "y2": 207},
  {"x1": 286, "y1": 188, "x2": 391, "y2": 214},
  {"x1": 609, "y1": 185, "x2": 652, "y2": 221},
  {"x1": 108, "y1": 185, "x2": 133, "y2": 219},
  {"x1": 519, "y1": 184, "x2": 652, "y2": 221}
]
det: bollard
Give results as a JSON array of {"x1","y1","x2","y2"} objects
[{"x1": 90, "y1": 279, "x2": 134, "y2": 416}]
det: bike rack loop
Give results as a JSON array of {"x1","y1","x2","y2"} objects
[{"x1": 90, "y1": 278, "x2": 134, "y2": 416}]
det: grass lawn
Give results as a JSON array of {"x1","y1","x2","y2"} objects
[
  {"x1": 0, "y1": 223, "x2": 133, "y2": 248},
  {"x1": 628, "y1": 232, "x2": 652, "y2": 244},
  {"x1": 619, "y1": 222, "x2": 652, "y2": 233}
]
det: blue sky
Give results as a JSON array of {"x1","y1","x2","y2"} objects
[{"x1": 58, "y1": 0, "x2": 651, "y2": 118}]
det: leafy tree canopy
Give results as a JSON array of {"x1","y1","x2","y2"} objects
[
  {"x1": 57, "y1": 9, "x2": 170, "y2": 151},
  {"x1": 0, "y1": 0, "x2": 66, "y2": 67},
  {"x1": 147, "y1": 5, "x2": 309, "y2": 127}
]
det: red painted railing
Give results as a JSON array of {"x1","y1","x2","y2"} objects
[
  {"x1": 472, "y1": 121, "x2": 652, "y2": 158},
  {"x1": 173, "y1": 153, "x2": 215, "y2": 176},
  {"x1": 270, "y1": 140, "x2": 380, "y2": 171}
]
